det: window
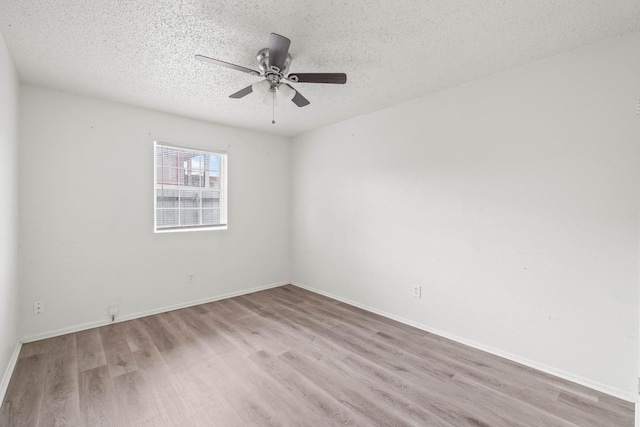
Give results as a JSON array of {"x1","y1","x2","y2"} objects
[{"x1": 154, "y1": 142, "x2": 227, "y2": 232}]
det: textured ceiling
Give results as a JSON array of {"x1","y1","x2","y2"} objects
[{"x1": 0, "y1": 1, "x2": 639, "y2": 137}]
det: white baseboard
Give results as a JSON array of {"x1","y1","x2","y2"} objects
[
  {"x1": 291, "y1": 282, "x2": 637, "y2": 404},
  {"x1": 0, "y1": 341, "x2": 22, "y2": 405},
  {"x1": 21, "y1": 281, "x2": 288, "y2": 343}
]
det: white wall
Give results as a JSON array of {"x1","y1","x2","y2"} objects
[
  {"x1": 0, "y1": 31, "x2": 19, "y2": 388},
  {"x1": 292, "y1": 33, "x2": 640, "y2": 399},
  {"x1": 19, "y1": 86, "x2": 291, "y2": 339}
]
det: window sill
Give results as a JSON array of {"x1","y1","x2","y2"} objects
[{"x1": 154, "y1": 225, "x2": 228, "y2": 233}]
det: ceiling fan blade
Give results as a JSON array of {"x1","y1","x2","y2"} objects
[
  {"x1": 268, "y1": 33, "x2": 291, "y2": 71},
  {"x1": 229, "y1": 85, "x2": 254, "y2": 99},
  {"x1": 195, "y1": 55, "x2": 260, "y2": 76},
  {"x1": 288, "y1": 73, "x2": 347, "y2": 84},
  {"x1": 284, "y1": 84, "x2": 310, "y2": 107}
]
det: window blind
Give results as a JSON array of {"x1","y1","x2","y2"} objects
[{"x1": 154, "y1": 143, "x2": 227, "y2": 231}]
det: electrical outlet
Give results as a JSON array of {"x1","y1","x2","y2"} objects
[
  {"x1": 412, "y1": 285, "x2": 421, "y2": 298},
  {"x1": 33, "y1": 301, "x2": 44, "y2": 315},
  {"x1": 188, "y1": 273, "x2": 195, "y2": 284}
]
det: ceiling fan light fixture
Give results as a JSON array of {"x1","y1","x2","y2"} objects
[
  {"x1": 252, "y1": 79, "x2": 270, "y2": 95},
  {"x1": 262, "y1": 89, "x2": 276, "y2": 106},
  {"x1": 278, "y1": 83, "x2": 296, "y2": 101}
]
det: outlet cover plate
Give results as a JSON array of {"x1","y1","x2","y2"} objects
[
  {"x1": 33, "y1": 301, "x2": 44, "y2": 315},
  {"x1": 413, "y1": 285, "x2": 421, "y2": 298},
  {"x1": 108, "y1": 304, "x2": 119, "y2": 316}
]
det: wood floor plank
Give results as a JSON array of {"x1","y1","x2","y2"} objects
[
  {"x1": 75, "y1": 328, "x2": 107, "y2": 373},
  {"x1": 0, "y1": 354, "x2": 46, "y2": 426},
  {"x1": 239, "y1": 288, "x2": 608, "y2": 425},
  {"x1": 207, "y1": 298, "x2": 254, "y2": 321},
  {"x1": 155, "y1": 311, "x2": 221, "y2": 372},
  {"x1": 340, "y1": 351, "x2": 497, "y2": 427},
  {"x1": 99, "y1": 323, "x2": 137, "y2": 378},
  {"x1": 279, "y1": 349, "x2": 415, "y2": 427},
  {"x1": 122, "y1": 319, "x2": 154, "y2": 353},
  {"x1": 167, "y1": 308, "x2": 235, "y2": 357},
  {"x1": 278, "y1": 296, "x2": 557, "y2": 425},
  {"x1": 135, "y1": 362, "x2": 189, "y2": 423},
  {"x1": 1, "y1": 285, "x2": 634, "y2": 426},
  {"x1": 18, "y1": 341, "x2": 47, "y2": 360},
  {"x1": 282, "y1": 290, "x2": 589, "y2": 423},
  {"x1": 184, "y1": 404, "x2": 246, "y2": 427},
  {"x1": 78, "y1": 365, "x2": 121, "y2": 426},
  {"x1": 556, "y1": 390, "x2": 631, "y2": 427},
  {"x1": 40, "y1": 334, "x2": 81, "y2": 426},
  {"x1": 120, "y1": 320, "x2": 189, "y2": 424},
  {"x1": 210, "y1": 353, "x2": 287, "y2": 426},
  {"x1": 283, "y1": 318, "x2": 523, "y2": 427},
  {"x1": 273, "y1": 285, "x2": 339, "y2": 307},
  {"x1": 370, "y1": 330, "x2": 604, "y2": 426},
  {"x1": 138, "y1": 314, "x2": 181, "y2": 353},
  {"x1": 205, "y1": 307, "x2": 291, "y2": 356},
  {"x1": 219, "y1": 351, "x2": 318, "y2": 426},
  {"x1": 323, "y1": 322, "x2": 557, "y2": 426},
  {"x1": 119, "y1": 320, "x2": 168, "y2": 376},
  {"x1": 112, "y1": 370, "x2": 161, "y2": 425},
  {"x1": 248, "y1": 349, "x2": 385, "y2": 427},
  {"x1": 167, "y1": 360, "x2": 244, "y2": 424}
]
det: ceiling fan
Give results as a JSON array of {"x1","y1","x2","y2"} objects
[{"x1": 195, "y1": 33, "x2": 347, "y2": 112}]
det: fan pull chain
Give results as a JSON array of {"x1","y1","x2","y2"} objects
[{"x1": 272, "y1": 90, "x2": 276, "y2": 124}]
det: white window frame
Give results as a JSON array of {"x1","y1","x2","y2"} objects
[{"x1": 154, "y1": 141, "x2": 228, "y2": 233}]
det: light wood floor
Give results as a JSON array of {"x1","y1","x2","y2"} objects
[{"x1": 0, "y1": 285, "x2": 634, "y2": 426}]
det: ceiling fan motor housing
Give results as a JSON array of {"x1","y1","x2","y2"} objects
[{"x1": 256, "y1": 48, "x2": 291, "y2": 76}]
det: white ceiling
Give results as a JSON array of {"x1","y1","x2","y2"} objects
[{"x1": 0, "y1": 1, "x2": 639, "y2": 137}]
